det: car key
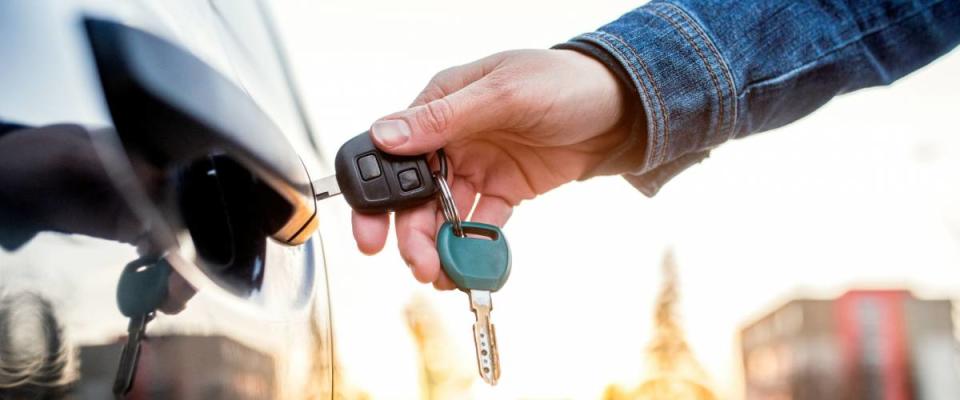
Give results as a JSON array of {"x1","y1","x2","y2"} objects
[
  {"x1": 114, "y1": 314, "x2": 148, "y2": 399},
  {"x1": 113, "y1": 255, "x2": 172, "y2": 398},
  {"x1": 313, "y1": 132, "x2": 437, "y2": 214},
  {"x1": 436, "y1": 221, "x2": 512, "y2": 385}
]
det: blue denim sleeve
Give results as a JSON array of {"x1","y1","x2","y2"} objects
[
  {"x1": 564, "y1": 0, "x2": 960, "y2": 196},
  {"x1": 0, "y1": 119, "x2": 36, "y2": 250},
  {"x1": 0, "y1": 119, "x2": 28, "y2": 137}
]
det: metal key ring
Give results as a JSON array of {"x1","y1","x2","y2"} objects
[
  {"x1": 434, "y1": 172, "x2": 463, "y2": 237},
  {"x1": 433, "y1": 150, "x2": 463, "y2": 236}
]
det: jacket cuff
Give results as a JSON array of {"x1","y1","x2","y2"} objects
[
  {"x1": 551, "y1": 41, "x2": 649, "y2": 180},
  {"x1": 0, "y1": 213, "x2": 38, "y2": 251},
  {"x1": 0, "y1": 125, "x2": 39, "y2": 250},
  {"x1": 0, "y1": 121, "x2": 29, "y2": 138},
  {"x1": 0, "y1": 186, "x2": 39, "y2": 251},
  {"x1": 560, "y1": 1, "x2": 737, "y2": 196}
]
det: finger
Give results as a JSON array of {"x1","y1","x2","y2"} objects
[
  {"x1": 159, "y1": 272, "x2": 196, "y2": 315},
  {"x1": 370, "y1": 75, "x2": 515, "y2": 155},
  {"x1": 432, "y1": 274, "x2": 458, "y2": 291},
  {"x1": 409, "y1": 62, "x2": 492, "y2": 107},
  {"x1": 452, "y1": 176, "x2": 478, "y2": 221},
  {"x1": 470, "y1": 194, "x2": 514, "y2": 227},
  {"x1": 352, "y1": 211, "x2": 390, "y2": 255},
  {"x1": 395, "y1": 203, "x2": 441, "y2": 284},
  {"x1": 432, "y1": 174, "x2": 478, "y2": 237}
]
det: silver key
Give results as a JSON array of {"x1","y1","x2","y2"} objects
[
  {"x1": 113, "y1": 313, "x2": 151, "y2": 398},
  {"x1": 469, "y1": 290, "x2": 500, "y2": 385},
  {"x1": 312, "y1": 174, "x2": 341, "y2": 201}
]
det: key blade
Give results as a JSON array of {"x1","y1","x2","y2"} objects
[
  {"x1": 312, "y1": 174, "x2": 342, "y2": 201},
  {"x1": 113, "y1": 315, "x2": 147, "y2": 397},
  {"x1": 113, "y1": 343, "x2": 140, "y2": 397},
  {"x1": 473, "y1": 320, "x2": 500, "y2": 385},
  {"x1": 469, "y1": 290, "x2": 500, "y2": 385}
]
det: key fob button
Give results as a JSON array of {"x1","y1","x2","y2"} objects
[
  {"x1": 356, "y1": 153, "x2": 381, "y2": 181},
  {"x1": 398, "y1": 168, "x2": 421, "y2": 191},
  {"x1": 334, "y1": 132, "x2": 437, "y2": 213}
]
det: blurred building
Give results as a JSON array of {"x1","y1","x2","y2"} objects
[
  {"x1": 70, "y1": 335, "x2": 275, "y2": 400},
  {"x1": 741, "y1": 290, "x2": 960, "y2": 400}
]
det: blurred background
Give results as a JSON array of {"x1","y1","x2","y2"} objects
[
  {"x1": 0, "y1": 0, "x2": 957, "y2": 399},
  {"x1": 271, "y1": 0, "x2": 960, "y2": 399}
]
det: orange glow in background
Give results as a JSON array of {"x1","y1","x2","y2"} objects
[{"x1": 270, "y1": 0, "x2": 960, "y2": 398}]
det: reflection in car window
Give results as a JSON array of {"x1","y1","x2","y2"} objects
[
  {"x1": 0, "y1": 1, "x2": 332, "y2": 398},
  {"x1": 0, "y1": 291, "x2": 77, "y2": 398}
]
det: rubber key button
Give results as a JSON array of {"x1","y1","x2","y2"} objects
[
  {"x1": 398, "y1": 168, "x2": 421, "y2": 191},
  {"x1": 356, "y1": 154, "x2": 381, "y2": 181}
]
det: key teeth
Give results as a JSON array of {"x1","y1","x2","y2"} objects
[
  {"x1": 468, "y1": 291, "x2": 500, "y2": 386},
  {"x1": 473, "y1": 321, "x2": 499, "y2": 386},
  {"x1": 489, "y1": 323, "x2": 500, "y2": 385}
]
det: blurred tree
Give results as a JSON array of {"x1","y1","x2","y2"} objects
[
  {"x1": 405, "y1": 294, "x2": 474, "y2": 400},
  {"x1": 602, "y1": 384, "x2": 629, "y2": 400},
  {"x1": 0, "y1": 290, "x2": 77, "y2": 399},
  {"x1": 602, "y1": 249, "x2": 718, "y2": 400}
]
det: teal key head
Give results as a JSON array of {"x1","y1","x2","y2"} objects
[
  {"x1": 436, "y1": 221, "x2": 511, "y2": 292},
  {"x1": 117, "y1": 256, "x2": 172, "y2": 318}
]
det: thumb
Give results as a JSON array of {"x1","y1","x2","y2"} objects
[{"x1": 370, "y1": 82, "x2": 508, "y2": 155}]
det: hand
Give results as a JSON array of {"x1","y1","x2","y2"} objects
[
  {"x1": 0, "y1": 124, "x2": 193, "y2": 313},
  {"x1": 352, "y1": 49, "x2": 631, "y2": 289}
]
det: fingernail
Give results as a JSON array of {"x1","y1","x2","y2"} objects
[{"x1": 372, "y1": 119, "x2": 411, "y2": 148}]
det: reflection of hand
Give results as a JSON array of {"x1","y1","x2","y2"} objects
[
  {"x1": 0, "y1": 124, "x2": 193, "y2": 313},
  {"x1": 0, "y1": 124, "x2": 151, "y2": 243},
  {"x1": 351, "y1": 49, "x2": 631, "y2": 289},
  {"x1": 159, "y1": 273, "x2": 194, "y2": 314}
]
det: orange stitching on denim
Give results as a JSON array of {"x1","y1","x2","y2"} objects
[
  {"x1": 587, "y1": 32, "x2": 663, "y2": 170},
  {"x1": 661, "y1": 2, "x2": 738, "y2": 140},
  {"x1": 602, "y1": 32, "x2": 672, "y2": 165},
  {"x1": 648, "y1": 6, "x2": 725, "y2": 148}
]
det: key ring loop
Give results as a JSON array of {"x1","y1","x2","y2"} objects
[
  {"x1": 437, "y1": 148, "x2": 449, "y2": 182},
  {"x1": 434, "y1": 173, "x2": 462, "y2": 236},
  {"x1": 433, "y1": 149, "x2": 463, "y2": 236}
]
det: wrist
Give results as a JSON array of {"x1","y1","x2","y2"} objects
[{"x1": 552, "y1": 44, "x2": 647, "y2": 178}]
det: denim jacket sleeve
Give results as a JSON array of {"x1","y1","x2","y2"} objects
[
  {"x1": 0, "y1": 119, "x2": 28, "y2": 137},
  {"x1": 559, "y1": 0, "x2": 960, "y2": 196},
  {"x1": 0, "y1": 119, "x2": 35, "y2": 250}
]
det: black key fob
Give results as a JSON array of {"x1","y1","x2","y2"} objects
[{"x1": 334, "y1": 132, "x2": 437, "y2": 214}]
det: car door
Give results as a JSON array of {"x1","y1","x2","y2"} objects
[{"x1": 0, "y1": 1, "x2": 333, "y2": 399}]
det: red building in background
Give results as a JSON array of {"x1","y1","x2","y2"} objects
[{"x1": 741, "y1": 290, "x2": 960, "y2": 400}]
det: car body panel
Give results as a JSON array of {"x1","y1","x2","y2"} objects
[{"x1": 0, "y1": 1, "x2": 334, "y2": 398}]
